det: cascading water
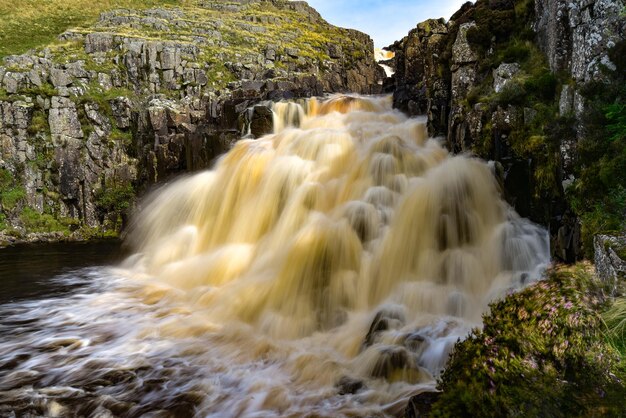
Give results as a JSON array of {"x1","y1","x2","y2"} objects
[{"x1": 0, "y1": 95, "x2": 549, "y2": 417}]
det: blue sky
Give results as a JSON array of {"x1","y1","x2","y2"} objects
[{"x1": 305, "y1": 0, "x2": 470, "y2": 48}]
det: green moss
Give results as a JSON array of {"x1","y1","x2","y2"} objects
[
  {"x1": 202, "y1": 61, "x2": 237, "y2": 90},
  {"x1": 109, "y1": 128, "x2": 132, "y2": 147},
  {"x1": 22, "y1": 83, "x2": 58, "y2": 98},
  {"x1": 523, "y1": 70, "x2": 557, "y2": 102},
  {"x1": 19, "y1": 207, "x2": 77, "y2": 234},
  {"x1": 498, "y1": 41, "x2": 531, "y2": 64},
  {"x1": 0, "y1": 187, "x2": 26, "y2": 210},
  {"x1": 433, "y1": 264, "x2": 626, "y2": 417},
  {"x1": 79, "y1": 84, "x2": 134, "y2": 113},
  {"x1": 0, "y1": 169, "x2": 26, "y2": 211},
  {"x1": 27, "y1": 109, "x2": 50, "y2": 135},
  {"x1": 495, "y1": 80, "x2": 527, "y2": 106},
  {"x1": 569, "y1": 41, "x2": 626, "y2": 257}
]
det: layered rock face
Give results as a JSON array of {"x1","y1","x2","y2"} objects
[
  {"x1": 388, "y1": 0, "x2": 625, "y2": 258},
  {"x1": 0, "y1": 0, "x2": 383, "y2": 238}
]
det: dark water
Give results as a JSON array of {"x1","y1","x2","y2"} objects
[{"x1": 0, "y1": 240, "x2": 124, "y2": 303}]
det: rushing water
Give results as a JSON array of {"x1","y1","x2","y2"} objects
[{"x1": 0, "y1": 95, "x2": 549, "y2": 417}]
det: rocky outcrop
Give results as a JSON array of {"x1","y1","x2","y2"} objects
[
  {"x1": 594, "y1": 234, "x2": 626, "y2": 295},
  {"x1": 390, "y1": 18, "x2": 450, "y2": 136},
  {"x1": 388, "y1": 0, "x2": 625, "y2": 257},
  {"x1": 0, "y1": 0, "x2": 383, "y2": 238},
  {"x1": 535, "y1": 0, "x2": 624, "y2": 86}
]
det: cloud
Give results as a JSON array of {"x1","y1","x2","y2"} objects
[{"x1": 304, "y1": 0, "x2": 470, "y2": 47}]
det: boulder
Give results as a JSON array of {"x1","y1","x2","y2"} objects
[
  {"x1": 594, "y1": 234, "x2": 626, "y2": 295},
  {"x1": 493, "y1": 63, "x2": 520, "y2": 93}
]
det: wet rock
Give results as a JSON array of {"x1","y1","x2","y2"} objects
[
  {"x1": 363, "y1": 307, "x2": 406, "y2": 348},
  {"x1": 335, "y1": 376, "x2": 365, "y2": 395},
  {"x1": 250, "y1": 105, "x2": 273, "y2": 137},
  {"x1": 404, "y1": 391, "x2": 441, "y2": 418}
]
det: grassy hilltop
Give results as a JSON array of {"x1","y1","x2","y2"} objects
[
  {"x1": 0, "y1": 0, "x2": 181, "y2": 59},
  {"x1": 0, "y1": 0, "x2": 379, "y2": 241}
]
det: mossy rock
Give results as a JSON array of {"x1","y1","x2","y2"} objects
[{"x1": 430, "y1": 264, "x2": 626, "y2": 417}]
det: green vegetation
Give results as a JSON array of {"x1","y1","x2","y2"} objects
[
  {"x1": 569, "y1": 41, "x2": 626, "y2": 257},
  {"x1": 79, "y1": 84, "x2": 134, "y2": 111},
  {"x1": 19, "y1": 206, "x2": 77, "y2": 234},
  {"x1": 447, "y1": 0, "x2": 564, "y2": 213},
  {"x1": 433, "y1": 264, "x2": 626, "y2": 417},
  {"x1": 605, "y1": 297, "x2": 626, "y2": 357},
  {"x1": 0, "y1": 169, "x2": 25, "y2": 212},
  {"x1": 455, "y1": 0, "x2": 626, "y2": 248},
  {"x1": 27, "y1": 109, "x2": 50, "y2": 136},
  {"x1": 0, "y1": 0, "x2": 179, "y2": 59},
  {"x1": 94, "y1": 181, "x2": 135, "y2": 230}
]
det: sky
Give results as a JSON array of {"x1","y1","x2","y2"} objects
[{"x1": 304, "y1": 0, "x2": 471, "y2": 48}]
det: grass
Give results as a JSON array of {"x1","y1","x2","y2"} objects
[
  {"x1": 0, "y1": 0, "x2": 180, "y2": 59},
  {"x1": 1, "y1": 0, "x2": 366, "y2": 92},
  {"x1": 604, "y1": 297, "x2": 626, "y2": 356}
]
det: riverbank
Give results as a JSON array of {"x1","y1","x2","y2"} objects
[{"x1": 0, "y1": 229, "x2": 119, "y2": 249}]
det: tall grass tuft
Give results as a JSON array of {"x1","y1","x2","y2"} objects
[{"x1": 604, "y1": 297, "x2": 626, "y2": 355}]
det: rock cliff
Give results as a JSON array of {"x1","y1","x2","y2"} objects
[
  {"x1": 388, "y1": 0, "x2": 625, "y2": 259},
  {"x1": 0, "y1": 0, "x2": 383, "y2": 241}
]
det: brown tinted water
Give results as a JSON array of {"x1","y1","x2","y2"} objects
[
  {"x1": 0, "y1": 95, "x2": 549, "y2": 417},
  {"x1": 0, "y1": 240, "x2": 123, "y2": 303}
]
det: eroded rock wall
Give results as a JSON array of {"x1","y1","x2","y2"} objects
[
  {"x1": 0, "y1": 0, "x2": 383, "y2": 240},
  {"x1": 388, "y1": 0, "x2": 625, "y2": 258}
]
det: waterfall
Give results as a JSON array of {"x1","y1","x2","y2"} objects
[
  {"x1": 125, "y1": 94, "x2": 548, "y2": 411},
  {"x1": 0, "y1": 94, "x2": 549, "y2": 417}
]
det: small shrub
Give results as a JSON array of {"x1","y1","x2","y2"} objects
[
  {"x1": 604, "y1": 297, "x2": 626, "y2": 357},
  {"x1": 95, "y1": 181, "x2": 135, "y2": 230}
]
